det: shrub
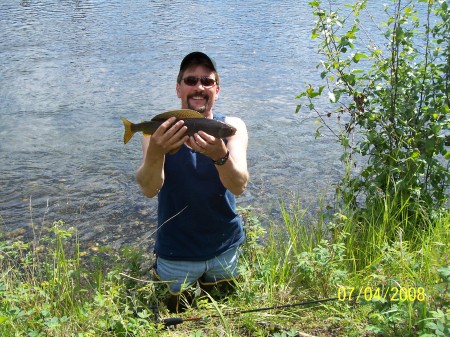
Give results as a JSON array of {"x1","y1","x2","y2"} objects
[{"x1": 297, "y1": 0, "x2": 450, "y2": 226}]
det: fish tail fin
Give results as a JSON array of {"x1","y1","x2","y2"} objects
[{"x1": 121, "y1": 117, "x2": 134, "y2": 144}]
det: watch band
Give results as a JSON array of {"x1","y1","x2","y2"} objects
[{"x1": 213, "y1": 150, "x2": 230, "y2": 166}]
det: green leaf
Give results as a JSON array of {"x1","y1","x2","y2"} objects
[
  {"x1": 137, "y1": 310, "x2": 151, "y2": 319},
  {"x1": 295, "y1": 92, "x2": 307, "y2": 99},
  {"x1": 353, "y1": 52, "x2": 368, "y2": 63},
  {"x1": 306, "y1": 85, "x2": 325, "y2": 98},
  {"x1": 404, "y1": 7, "x2": 413, "y2": 14},
  {"x1": 343, "y1": 73, "x2": 356, "y2": 85},
  {"x1": 306, "y1": 87, "x2": 315, "y2": 98},
  {"x1": 395, "y1": 26, "x2": 405, "y2": 40},
  {"x1": 426, "y1": 322, "x2": 438, "y2": 329},
  {"x1": 314, "y1": 125, "x2": 323, "y2": 138}
]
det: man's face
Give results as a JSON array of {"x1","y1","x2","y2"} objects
[{"x1": 176, "y1": 64, "x2": 220, "y2": 116}]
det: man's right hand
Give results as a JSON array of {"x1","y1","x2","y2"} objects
[{"x1": 147, "y1": 117, "x2": 189, "y2": 157}]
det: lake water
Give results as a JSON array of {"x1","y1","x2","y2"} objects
[{"x1": 0, "y1": 1, "x2": 421, "y2": 249}]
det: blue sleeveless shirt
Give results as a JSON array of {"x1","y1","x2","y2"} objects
[{"x1": 155, "y1": 113, "x2": 244, "y2": 261}]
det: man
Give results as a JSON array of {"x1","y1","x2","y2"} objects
[{"x1": 136, "y1": 52, "x2": 249, "y2": 312}]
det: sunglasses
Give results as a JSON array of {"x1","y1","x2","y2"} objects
[{"x1": 182, "y1": 76, "x2": 217, "y2": 87}]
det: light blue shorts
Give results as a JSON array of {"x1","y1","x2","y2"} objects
[{"x1": 154, "y1": 246, "x2": 240, "y2": 294}]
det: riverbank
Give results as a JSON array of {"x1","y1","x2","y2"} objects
[{"x1": 1, "y1": 200, "x2": 448, "y2": 336}]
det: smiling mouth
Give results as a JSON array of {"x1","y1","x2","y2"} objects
[{"x1": 189, "y1": 94, "x2": 208, "y2": 101}]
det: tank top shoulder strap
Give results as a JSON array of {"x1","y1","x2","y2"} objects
[{"x1": 213, "y1": 112, "x2": 226, "y2": 122}]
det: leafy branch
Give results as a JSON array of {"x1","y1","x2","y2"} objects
[{"x1": 297, "y1": 0, "x2": 450, "y2": 218}]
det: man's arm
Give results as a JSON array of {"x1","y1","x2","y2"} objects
[{"x1": 136, "y1": 118, "x2": 188, "y2": 198}]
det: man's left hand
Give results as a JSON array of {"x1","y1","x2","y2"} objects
[{"x1": 187, "y1": 131, "x2": 228, "y2": 162}]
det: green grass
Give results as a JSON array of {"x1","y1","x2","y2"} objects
[{"x1": 0, "y1": 198, "x2": 449, "y2": 336}]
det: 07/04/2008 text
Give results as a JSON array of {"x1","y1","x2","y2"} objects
[{"x1": 337, "y1": 286, "x2": 426, "y2": 302}]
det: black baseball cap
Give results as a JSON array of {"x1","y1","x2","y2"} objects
[{"x1": 179, "y1": 52, "x2": 217, "y2": 72}]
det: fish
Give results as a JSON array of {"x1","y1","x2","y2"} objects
[{"x1": 120, "y1": 109, "x2": 237, "y2": 144}]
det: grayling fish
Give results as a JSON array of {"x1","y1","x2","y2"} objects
[{"x1": 120, "y1": 109, "x2": 237, "y2": 144}]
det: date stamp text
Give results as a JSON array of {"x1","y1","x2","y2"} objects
[{"x1": 337, "y1": 286, "x2": 426, "y2": 302}]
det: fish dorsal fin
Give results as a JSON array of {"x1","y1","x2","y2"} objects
[{"x1": 151, "y1": 109, "x2": 204, "y2": 121}]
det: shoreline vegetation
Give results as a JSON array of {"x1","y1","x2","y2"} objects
[
  {"x1": 1, "y1": 0, "x2": 449, "y2": 336},
  {"x1": 0, "y1": 201, "x2": 448, "y2": 336}
]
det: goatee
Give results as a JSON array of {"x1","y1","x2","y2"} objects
[
  {"x1": 189, "y1": 104, "x2": 207, "y2": 113},
  {"x1": 187, "y1": 93, "x2": 209, "y2": 114}
]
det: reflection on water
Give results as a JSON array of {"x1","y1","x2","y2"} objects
[{"x1": 0, "y1": 0, "x2": 367, "y2": 248}]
